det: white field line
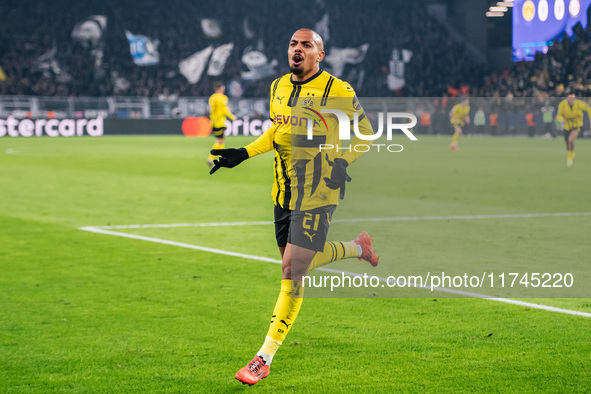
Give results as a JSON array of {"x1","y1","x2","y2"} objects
[
  {"x1": 79, "y1": 226, "x2": 281, "y2": 264},
  {"x1": 316, "y1": 267, "x2": 591, "y2": 318},
  {"x1": 80, "y1": 213, "x2": 591, "y2": 318},
  {"x1": 96, "y1": 212, "x2": 591, "y2": 229}
]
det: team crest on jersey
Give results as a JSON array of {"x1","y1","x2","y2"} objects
[{"x1": 302, "y1": 97, "x2": 315, "y2": 108}]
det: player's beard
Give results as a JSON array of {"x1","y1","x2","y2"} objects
[{"x1": 290, "y1": 66, "x2": 304, "y2": 75}]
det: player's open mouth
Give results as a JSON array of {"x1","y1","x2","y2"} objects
[{"x1": 292, "y1": 54, "x2": 303, "y2": 66}]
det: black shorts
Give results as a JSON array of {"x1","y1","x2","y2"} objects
[
  {"x1": 274, "y1": 205, "x2": 336, "y2": 252},
  {"x1": 212, "y1": 126, "x2": 226, "y2": 138},
  {"x1": 563, "y1": 128, "x2": 579, "y2": 142}
]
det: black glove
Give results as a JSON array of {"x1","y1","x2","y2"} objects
[
  {"x1": 209, "y1": 148, "x2": 249, "y2": 174},
  {"x1": 324, "y1": 157, "x2": 351, "y2": 199}
]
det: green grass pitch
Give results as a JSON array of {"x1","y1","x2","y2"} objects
[{"x1": 1, "y1": 134, "x2": 590, "y2": 392}]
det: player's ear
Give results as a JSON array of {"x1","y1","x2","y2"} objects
[{"x1": 317, "y1": 50, "x2": 325, "y2": 63}]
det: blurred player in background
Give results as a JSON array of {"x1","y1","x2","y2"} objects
[
  {"x1": 209, "y1": 28, "x2": 379, "y2": 386},
  {"x1": 556, "y1": 93, "x2": 591, "y2": 168},
  {"x1": 206, "y1": 81, "x2": 235, "y2": 168},
  {"x1": 541, "y1": 99, "x2": 556, "y2": 138},
  {"x1": 449, "y1": 97, "x2": 470, "y2": 151}
]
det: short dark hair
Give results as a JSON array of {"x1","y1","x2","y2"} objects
[{"x1": 213, "y1": 81, "x2": 224, "y2": 91}]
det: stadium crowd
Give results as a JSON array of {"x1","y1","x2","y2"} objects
[
  {"x1": 1, "y1": 0, "x2": 590, "y2": 105},
  {"x1": 476, "y1": 21, "x2": 591, "y2": 99},
  {"x1": 1, "y1": 0, "x2": 485, "y2": 99}
]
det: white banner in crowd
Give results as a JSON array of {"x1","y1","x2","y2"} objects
[
  {"x1": 242, "y1": 19, "x2": 255, "y2": 39},
  {"x1": 111, "y1": 71, "x2": 130, "y2": 94},
  {"x1": 388, "y1": 48, "x2": 413, "y2": 91},
  {"x1": 72, "y1": 15, "x2": 107, "y2": 47},
  {"x1": 315, "y1": 14, "x2": 330, "y2": 43},
  {"x1": 31, "y1": 47, "x2": 72, "y2": 83},
  {"x1": 125, "y1": 31, "x2": 160, "y2": 66},
  {"x1": 179, "y1": 46, "x2": 213, "y2": 84},
  {"x1": 240, "y1": 50, "x2": 277, "y2": 81},
  {"x1": 201, "y1": 19, "x2": 222, "y2": 38},
  {"x1": 324, "y1": 43, "x2": 369, "y2": 78},
  {"x1": 73, "y1": 15, "x2": 107, "y2": 79},
  {"x1": 207, "y1": 43, "x2": 234, "y2": 76}
]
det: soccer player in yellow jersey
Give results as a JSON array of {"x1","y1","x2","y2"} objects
[
  {"x1": 206, "y1": 81, "x2": 235, "y2": 168},
  {"x1": 556, "y1": 93, "x2": 591, "y2": 167},
  {"x1": 209, "y1": 28, "x2": 379, "y2": 386},
  {"x1": 449, "y1": 97, "x2": 470, "y2": 151}
]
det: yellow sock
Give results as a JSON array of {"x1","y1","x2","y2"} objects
[
  {"x1": 257, "y1": 336, "x2": 282, "y2": 365},
  {"x1": 568, "y1": 150, "x2": 574, "y2": 160},
  {"x1": 451, "y1": 134, "x2": 460, "y2": 143},
  {"x1": 266, "y1": 280, "x2": 303, "y2": 343},
  {"x1": 308, "y1": 241, "x2": 360, "y2": 271},
  {"x1": 260, "y1": 335, "x2": 282, "y2": 355},
  {"x1": 258, "y1": 280, "x2": 302, "y2": 364},
  {"x1": 208, "y1": 142, "x2": 225, "y2": 161}
]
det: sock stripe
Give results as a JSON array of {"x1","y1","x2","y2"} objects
[
  {"x1": 338, "y1": 242, "x2": 346, "y2": 259},
  {"x1": 331, "y1": 242, "x2": 337, "y2": 262},
  {"x1": 308, "y1": 240, "x2": 359, "y2": 272},
  {"x1": 326, "y1": 242, "x2": 333, "y2": 262}
]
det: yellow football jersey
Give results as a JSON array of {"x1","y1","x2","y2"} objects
[
  {"x1": 556, "y1": 99, "x2": 591, "y2": 131},
  {"x1": 450, "y1": 103, "x2": 470, "y2": 127},
  {"x1": 245, "y1": 70, "x2": 374, "y2": 211},
  {"x1": 209, "y1": 93, "x2": 235, "y2": 129}
]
